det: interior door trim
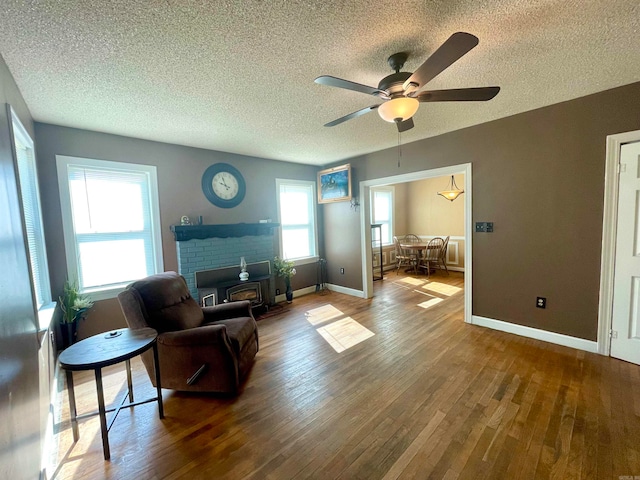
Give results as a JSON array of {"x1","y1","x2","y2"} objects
[
  {"x1": 359, "y1": 162, "x2": 472, "y2": 325},
  {"x1": 598, "y1": 129, "x2": 640, "y2": 355}
]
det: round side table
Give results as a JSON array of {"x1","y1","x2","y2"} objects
[{"x1": 59, "y1": 327, "x2": 163, "y2": 460}]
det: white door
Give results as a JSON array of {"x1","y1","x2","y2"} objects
[{"x1": 611, "y1": 141, "x2": 640, "y2": 364}]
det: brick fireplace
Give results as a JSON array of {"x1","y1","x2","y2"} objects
[{"x1": 171, "y1": 223, "x2": 279, "y2": 301}]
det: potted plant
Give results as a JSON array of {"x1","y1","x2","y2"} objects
[
  {"x1": 273, "y1": 257, "x2": 296, "y2": 303},
  {"x1": 59, "y1": 280, "x2": 94, "y2": 348}
]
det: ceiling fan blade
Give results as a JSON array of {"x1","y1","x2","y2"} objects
[
  {"x1": 396, "y1": 118, "x2": 414, "y2": 132},
  {"x1": 417, "y1": 86, "x2": 500, "y2": 102},
  {"x1": 315, "y1": 75, "x2": 385, "y2": 97},
  {"x1": 403, "y1": 32, "x2": 479, "y2": 91},
  {"x1": 324, "y1": 105, "x2": 380, "y2": 127}
]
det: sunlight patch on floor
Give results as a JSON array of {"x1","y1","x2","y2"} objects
[
  {"x1": 395, "y1": 277, "x2": 425, "y2": 286},
  {"x1": 316, "y1": 317, "x2": 375, "y2": 353},
  {"x1": 305, "y1": 304, "x2": 344, "y2": 326},
  {"x1": 417, "y1": 297, "x2": 444, "y2": 309},
  {"x1": 55, "y1": 413, "x2": 102, "y2": 478},
  {"x1": 421, "y1": 282, "x2": 462, "y2": 296}
]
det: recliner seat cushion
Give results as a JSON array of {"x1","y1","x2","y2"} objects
[
  {"x1": 130, "y1": 272, "x2": 204, "y2": 333},
  {"x1": 205, "y1": 316, "x2": 256, "y2": 354}
]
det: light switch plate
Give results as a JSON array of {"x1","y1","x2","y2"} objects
[{"x1": 475, "y1": 222, "x2": 494, "y2": 233}]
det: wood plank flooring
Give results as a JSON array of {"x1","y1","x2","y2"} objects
[{"x1": 49, "y1": 271, "x2": 640, "y2": 479}]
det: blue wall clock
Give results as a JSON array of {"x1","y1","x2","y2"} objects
[{"x1": 202, "y1": 163, "x2": 246, "y2": 208}]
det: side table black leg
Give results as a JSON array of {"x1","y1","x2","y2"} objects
[
  {"x1": 125, "y1": 359, "x2": 134, "y2": 402},
  {"x1": 94, "y1": 368, "x2": 110, "y2": 460},
  {"x1": 152, "y1": 342, "x2": 164, "y2": 419},
  {"x1": 65, "y1": 370, "x2": 79, "y2": 442}
]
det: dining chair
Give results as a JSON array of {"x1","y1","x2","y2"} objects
[
  {"x1": 419, "y1": 237, "x2": 444, "y2": 278},
  {"x1": 404, "y1": 234, "x2": 421, "y2": 244},
  {"x1": 393, "y1": 236, "x2": 414, "y2": 275},
  {"x1": 439, "y1": 236, "x2": 450, "y2": 275},
  {"x1": 403, "y1": 234, "x2": 423, "y2": 268}
]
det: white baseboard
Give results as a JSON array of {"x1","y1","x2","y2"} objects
[
  {"x1": 382, "y1": 266, "x2": 464, "y2": 273},
  {"x1": 326, "y1": 283, "x2": 366, "y2": 298},
  {"x1": 446, "y1": 266, "x2": 464, "y2": 273},
  {"x1": 275, "y1": 285, "x2": 317, "y2": 303},
  {"x1": 45, "y1": 362, "x2": 64, "y2": 480},
  {"x1": 471, "y1": 315, "x2": 598, "y2": 353}
]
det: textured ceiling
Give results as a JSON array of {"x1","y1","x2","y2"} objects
[{"x1": 0, "y1": 1, "x2": 639, "y2": 166}]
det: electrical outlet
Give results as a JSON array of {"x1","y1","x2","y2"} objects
[
  {"x1": 276, "y1": 288, "x2": 280, "y2": 295},
  {"x1": 536, "y1": 297, "x2": 546, "y2": 309},
  {"x1": 340, "y1": 268, "x2": 345, "y2": 274}
]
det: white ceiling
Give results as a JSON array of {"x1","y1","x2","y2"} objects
[{"x1": 0, "y1": 1, "x2": 638, "y2": 166}]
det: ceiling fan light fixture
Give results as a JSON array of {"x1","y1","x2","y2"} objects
[
  {"x1": 437, "y1": 175, "x2": 464, "y2": 201},
  {"x1": 378, "y1": 97, "x2": 419, "y2": 123}
]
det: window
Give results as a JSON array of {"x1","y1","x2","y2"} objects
[
  {"x1": 276, "y1": 179, "x2": 318, "y2": 262},
  {"x1": 9, "y1": 105, "x2": 52, "y2": 312},
  {"x1": 56, "y1": 155, "x2": 163, "y2": 300},
  {"x1": 370, "y1": 187, "x2": 394, "y2": 245}
]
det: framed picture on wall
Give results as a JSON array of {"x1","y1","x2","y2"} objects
[{"x1": 317, "y1": 163, "x2": 352, "y2": 203}]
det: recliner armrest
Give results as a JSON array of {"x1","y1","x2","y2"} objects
[
  {"x1": 158, "y1": 324, "x2": 230, "y2": 347},
  {"x1": 202, "y1": 300, "x2": 253, "y2": 323}
]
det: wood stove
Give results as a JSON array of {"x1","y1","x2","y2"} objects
[
  {"x1": 195, "y1": 260, "x2": 273, "y2": 308},
  {"x1": 226, "y1": 282, "x2": 262, "y2": 306}
]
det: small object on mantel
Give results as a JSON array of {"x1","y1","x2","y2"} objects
[
  {"x1": 239, "y1": 257, "x2": 249, "y2": 281},
  {"x1": 180, "y1": 215, "x2": 191, "y2": 225}
]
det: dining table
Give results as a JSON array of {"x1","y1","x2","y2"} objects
[
  {"x1": 400, "y1": 241, "x2": 442, "y2": 274},
  {"x1": 399, "y1": 243, "x2": 429, "y2": 274}
]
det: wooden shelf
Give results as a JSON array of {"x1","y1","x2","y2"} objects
[
  {"x1": 371, "y1": 224, "x2": 383, "y2": 281},
  {"x1": 170, "y1": 223, "x2": 280, "y2": 241}
]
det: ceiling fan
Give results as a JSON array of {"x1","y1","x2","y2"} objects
[{"x1": 315, "y1": 32, "x2": 500, "y2": 132}]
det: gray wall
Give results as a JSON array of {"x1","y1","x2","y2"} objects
[
  {"x1": 322, "y1": 81, "x2": 640, "y2": 341},
  {"x1": 34, "y1": 124, "x2": 321, "y2": 338},
  {"x1": 0, "y1": 54, "x2": 41, "y2": 480}
]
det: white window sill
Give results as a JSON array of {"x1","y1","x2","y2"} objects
[
  {"x1": 37, "y1": 302, "x2": 57, "y2": 332},
  {"x1": 81, "y1": 284, "x2": 127, "y2": 302},
  {"x1": 289, "y1": 256, "x2": 320, "y2": 267}
]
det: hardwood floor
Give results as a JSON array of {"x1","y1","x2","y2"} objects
[{"x1": 49, "y1": 271, "x2": 640, "y2": 479}]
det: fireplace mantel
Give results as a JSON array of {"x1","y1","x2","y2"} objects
[{"x1": 170, "y1": 222, "x2": 280, "y2": 241}]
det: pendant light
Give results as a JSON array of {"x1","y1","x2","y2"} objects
[{"x1": 437, "y1": 175, "x2": 464, "y2": 201}]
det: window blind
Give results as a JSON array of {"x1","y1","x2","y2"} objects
[
  {"x1": 66, "y1": 165, "x2": 157, "y2": 291},
  {"x1": 372, "y1": 189, "x2": 394, "y2": 245},
  {"x1": 12, "y1": 114, "x2": 51, "y2": 308},
  {"x1": 277, "y1": 180, "x2": 317, "y2": 261}
]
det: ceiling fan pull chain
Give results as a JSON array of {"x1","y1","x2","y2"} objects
[{"x1": 397, "y1": 131, "x2": 402, "y2": 168}]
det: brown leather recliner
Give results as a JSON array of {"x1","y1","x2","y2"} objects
[{"x1": 117, "y1": 271, "x2": 258, "y2": 394}]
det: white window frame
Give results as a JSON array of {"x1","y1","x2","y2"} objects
[
  {"x1": 275, "y1": 178, "x2": 319, "y2": 266},
  {"x1": 370, "y1": 186, "x2": 395, "y2": 246},
  {"x1": 8, "y1": 104, "x2": 55, "y2": 329},
  {"x1": 56, "y1": 155, "x2": 164, "y2": 300}
]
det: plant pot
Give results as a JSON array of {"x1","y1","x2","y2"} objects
[
  {"x1": 60, "y1": 321, "x2": 77, "y2": 349},
  {"x1": 285, "y1": 278, "x2": 293, "y2": 303}
]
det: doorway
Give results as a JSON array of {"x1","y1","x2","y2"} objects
[
  {"x1": 359, "y1": 163, "x2": 472, "y2": 324},
  {"x1": 599, "y1": 129, "x2": 640, "y2": 363}
]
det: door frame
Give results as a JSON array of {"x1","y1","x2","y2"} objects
[
  {"x1": 359, "y1": 162, "x2": 472, "y2": 324},
  {"x1": 598, "y1": 129, "x2": 640, "y2": 355}
]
